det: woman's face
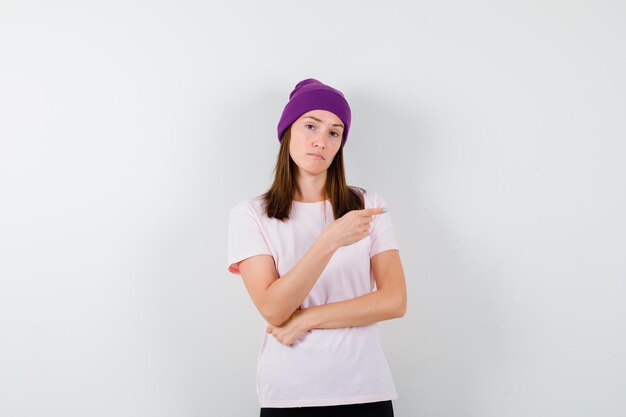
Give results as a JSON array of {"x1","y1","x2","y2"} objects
[{"x1": 289, "y1": 109, "x2": 344, "y2": 176}]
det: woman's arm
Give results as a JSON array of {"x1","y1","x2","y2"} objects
[
  {"x1": 302, "y1": 249, "x2": 407, "y2": 329},
  {"x1": 239, "y1": 232, "x2": 338, "y2": 327},
  {"x1": 266, "y1": 250, "x2": 407, "y2": 345}
]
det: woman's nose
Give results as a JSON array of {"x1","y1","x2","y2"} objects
[{"x1": 313, "y1": 132, "x2": 328, "y2": 148}]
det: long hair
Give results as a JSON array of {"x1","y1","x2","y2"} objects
[{"x1": 258, "y1": 127, "x2": 365, "y2": 221}]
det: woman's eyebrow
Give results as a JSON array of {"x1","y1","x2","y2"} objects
[{"x1": 303, "y1": 116, "x2": 344, "y2": 129}]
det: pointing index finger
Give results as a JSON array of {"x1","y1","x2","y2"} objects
[{"x1": 362, "y1": 207, "x2": 388, "y2": 215}]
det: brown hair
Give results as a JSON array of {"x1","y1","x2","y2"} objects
[{"x1": 257, "y1": 127, "x2": 366, "y2": 221}]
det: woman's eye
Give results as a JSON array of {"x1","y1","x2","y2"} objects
[
  {"x1": 305, "y1": 124, "x2": 315, "y2": 129},
  {"x1": 331, "y1": 131, "x2": 340, "y2": 137}
]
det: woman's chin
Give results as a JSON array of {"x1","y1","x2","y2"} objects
[{"x1": 295, "y1": 162, "x2": 327, "y2": 174}]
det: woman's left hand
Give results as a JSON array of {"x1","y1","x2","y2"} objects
[{"x1": 266, "y1": 308, "x2": 311, "y2": 346}]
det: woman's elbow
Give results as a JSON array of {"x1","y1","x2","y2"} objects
[
  {"x1": 263, "y1": 307, "x2": 290, "y2": 327},
  {"x1": 394, "y1": 296, "x2": 407, "y2": 318},
  {"x1": 261, "y1": 308, "x2": 280, "y2": 327}
]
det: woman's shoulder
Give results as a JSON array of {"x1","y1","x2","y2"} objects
[
  {"x1": 229, "y1": 195, "x2": 266, "y2": 218},
  {"x1": 350, "y1": 186, "x2": 385, "y2": 208}
]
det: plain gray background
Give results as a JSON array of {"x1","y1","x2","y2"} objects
[{"x1": 1, "y1": 1, "x2": 625, "y2": 416}]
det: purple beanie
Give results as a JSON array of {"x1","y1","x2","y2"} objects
[{"x1": 277, "y1": 78, "x2": 351, "y2": 146}]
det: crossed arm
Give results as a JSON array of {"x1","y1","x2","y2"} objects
[
  {"x1": 301, "y1": 249, "x2": 406, "y2": 328},
  {"x1": 265, "y1": 249, "x2": 407, "y2": 345}
]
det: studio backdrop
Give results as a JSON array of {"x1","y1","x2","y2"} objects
[{"x1": 1, "y1": 1, "x2": 625, "y2": 416}]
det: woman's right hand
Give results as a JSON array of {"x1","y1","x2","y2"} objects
[{"x1": 321, "y1": 207, "x2": 387, "y2": 250}]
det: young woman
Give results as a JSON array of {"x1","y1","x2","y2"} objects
[{"x1": 227, "y1": 78, "x2": 407, "y2": 417}]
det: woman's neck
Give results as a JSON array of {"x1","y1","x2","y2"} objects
[{"x1": 294, "y1": 171, "x2": 327, "y2": 202}]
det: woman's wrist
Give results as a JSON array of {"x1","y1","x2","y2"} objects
[
  {"x1": 297, "y1": 307, "x2": 318, "y2": 331},
  {"x1": 315, "y1": 231, "x2": 338, "y2": 256}
]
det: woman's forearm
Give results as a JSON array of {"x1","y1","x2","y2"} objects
[
  {"x1": 300, "y1": 289, "x2": 405, "y2": 330},
  {"x1": 265, "y1": 233, "x2": 338, "y2": 326}
]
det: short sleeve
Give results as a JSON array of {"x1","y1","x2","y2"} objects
[
  {"x1": 227, "y1": 200, "x2": 273, "y2": 275},
  {"x1": 368, "y1": 191, "x2": 400, "y2": 258}
]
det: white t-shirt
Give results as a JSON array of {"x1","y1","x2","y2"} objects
[{"x1": 227, "y1": 189, "x2": 400, "y2": 407}]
